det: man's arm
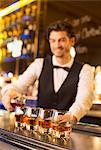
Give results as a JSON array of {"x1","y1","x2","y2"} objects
[
  {"x1": 69, "y1": 64, "x2": 94, "y2": 122},
  {"x1": 58, "y1": 64, "x2": 94, "y2": 124},
  {"x1": 1, "y1": 89, "x2": 21, "y2": 111},
  {"x1": 1, "y1": 58, "x2": 44, "y2": 111}
]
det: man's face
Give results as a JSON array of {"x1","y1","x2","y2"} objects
[{"x1": 49, "y1": 31, "x2": 73, "y2": 57}]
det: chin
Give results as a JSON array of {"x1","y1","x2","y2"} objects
[
  {"x1": 55, "y1": 54, "x2": 63, "y2": 57},
  {"x1": 54, "y1": 51, "x2": 62, "y2": 56}
]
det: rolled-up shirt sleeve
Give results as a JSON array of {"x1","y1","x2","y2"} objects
[
  {"x1": 1, "y1": 58, "x2": 43, "y2": 95},
  {"x1": 69, "y1": 64, "x2": 94, "y2": 121}
]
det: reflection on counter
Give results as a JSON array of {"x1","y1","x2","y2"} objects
[
  {"x1": 0, "y1": 110, "x2": 15, "y2": 130},
  {"x1": 14, "y1": 105, "x2": 72, "y2": 141},
  {"x1": 0, "y1": 109, "x2": 72, "y2": 149},
  {"x1": 1, "y1": 109, "x2": 101, "y2": 150}
]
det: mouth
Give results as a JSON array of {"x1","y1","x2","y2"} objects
[{"x1": 55, "y1": 47, "x2": 63, "y2": 51}]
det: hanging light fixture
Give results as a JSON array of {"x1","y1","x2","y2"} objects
[{"x1": 0, "y1": 0, "x2": 36, "y2": 17}]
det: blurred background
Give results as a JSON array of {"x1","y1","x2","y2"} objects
[{"x1": 0, "y1": 0, "x2": 101, "y2": 104}]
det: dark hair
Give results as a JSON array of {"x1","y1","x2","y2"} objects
[{"x1": 47, "y1": 20, "x2": 75, "y2": 39}]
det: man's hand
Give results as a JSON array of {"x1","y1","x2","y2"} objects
[
  {"x1": 58, "y1": 113, "x2": 77, "y2": 125},
  {"x1": 1, "y1": 89, "x2": 21, "y2": 111}
]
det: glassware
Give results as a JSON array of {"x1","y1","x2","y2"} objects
[
  {"x1": 15, "y1": 106, "x2": 24, "y2": 130},
  {"x1": 51, "y1": 110, "x2": 72, "y2": 140},
  {"x1": 13, "y1": 96, "x2": 27, "y2": 130},
  {"x1": 38, "y1": 109, "x2": 54, "y2": 135},
  {"x1": 11, "y1": 96, "x2": 26, "y2": 109},
  {"x1": 23, "y1": 107, "x2": 40, "y2": 133}
]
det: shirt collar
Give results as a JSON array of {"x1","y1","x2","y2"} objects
[{"x1": 52, "y1": 55, "x2": 74, "y2": 68}]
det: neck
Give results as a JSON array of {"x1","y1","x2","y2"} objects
[{"x1": 55, "y1": 54, "x2": 71, "y2": 65}]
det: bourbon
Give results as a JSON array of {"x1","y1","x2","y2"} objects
[
  {"x1": 11, "y1": 96, "x2": 26, "y2": 109},
  {"x1": 15, "y1": 106, "x2": 24, "y2": 129},
  {"x1": 37, "y1": 109, "x2": 53, "y2": 134},
  {"x1": 25, "y1": 107, "x2": 40, "y2": 132}
]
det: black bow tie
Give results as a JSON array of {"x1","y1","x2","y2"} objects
[{"x1": 53, "y1": 65, "x2": 70, "y2": 72}]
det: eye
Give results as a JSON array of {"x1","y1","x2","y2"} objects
[
  {"x1": 60, "y1": 38, "x2": 66, "y2": 42},
  {"x1": 49, "y1": 39, "x2": 55, "y2": 43}
]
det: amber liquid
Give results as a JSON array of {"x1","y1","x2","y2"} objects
[
  {"x1": 22, "y1": 115, "x2": 28, "y2": 123},
  {"x1": 25, "y1": 117, "x2": 37, "y2": 125},
  {"x1": 22, "y1": 115, "x2": 38, "y2": 130},
  {"x1": 38, "y1": 119, "x2": 51, "y2": 129},
  {"x1": 50, "y1": 123, "x2": 72, "y2": 139},
  {"x1": 11, "y1": 102, "x2": 25, "y2": 109},
  {"x1": 52, "y1": 123, "x2": 71, "y2": 132},
  {"x1": 15, "y1": 114, "x2": 24, "y2": 128},
  {"x1": 15, "y1": 114, "x2": 23, "y2": 122}
]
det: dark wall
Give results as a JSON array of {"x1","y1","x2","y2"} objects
[
  {"x1": 1, "y1": 58, "x2": 28, "y2": 74},
  {"x1": 43, "y1": 0, "x2": 101, "y2": 66}
]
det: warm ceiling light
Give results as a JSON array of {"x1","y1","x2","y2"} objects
[{"x1": 0, "y1": 0, "x2": 36, "y2": 17}]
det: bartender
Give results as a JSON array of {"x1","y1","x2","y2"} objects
[{"x1": 1, "y1": 20, "x2": 94, "y2": 124}]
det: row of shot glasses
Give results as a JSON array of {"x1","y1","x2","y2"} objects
[
  {"x1": 14, "y1": 106, "x2": 72, "y2": 140},
  {"x1": 11, "y1": 96, "x2": 72, "y2": 140}
]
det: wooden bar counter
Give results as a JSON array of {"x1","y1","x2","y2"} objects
[{"x1": 0, "y1": 110, "x2": 101, "y2": 150}]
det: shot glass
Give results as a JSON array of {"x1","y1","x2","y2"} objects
[
  {"x1": 37, "y1": 109, "x2": 53, "y2": 135},
  {"x1": 51, "y1": 110, "x2": 72, "y2": 140},
  {"x1": 11, "y1": 96, "x2": 26, "y2": 110},
  {"x1": 23, "y1": 107, "x2": 40, "y2": 133},
  {"x1": 15, "y1": 106, "x2": 24, "y2": 130}
]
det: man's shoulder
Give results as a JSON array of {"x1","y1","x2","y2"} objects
[
  {"x1": 80, "y1": 63, "x2": 93, "y2": 76},
  {"x1": 34, "y1": 55, "x2": 51, "y2": 61},
  {"x1": 82, "y1": 63, "x2": 93, "y2": 70},
  {"x1": 74, "y1": 59, "x2": 93, "y2": 73},
  {"x1": 34, "y1": 57, "x2": 44, "y2": 63},
  {"x1": 28, "y1": 58, "x2": 44, "y2": 69}
]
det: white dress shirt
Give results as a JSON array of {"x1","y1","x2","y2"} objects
[{"x1": 1, "y1": 55, "x2": 94, "y2": 121}]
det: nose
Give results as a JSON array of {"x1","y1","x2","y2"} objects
[{"x1": 55, "y1": 41, "x2": 61, "y2": 48}]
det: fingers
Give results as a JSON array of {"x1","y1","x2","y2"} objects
[
  {"x1": 58, "y1": 114, "x2": 70, "y2": 123},
  {"x1": 58, "y1": 114, "x2": 77, "y2": 125},
  {"x1": 1, "y1": 95, "x2": 14, "y2": 111},
  {"x1": 9, "y1": 91, "x2": 21, "y2": 99},
  {"x1": 1, "y1": 90, "x2": 21, "y2": 112},
  {"x1": 6, "y1": 103, "x2": 14, "y2": 112}
]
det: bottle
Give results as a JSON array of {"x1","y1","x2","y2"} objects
[
  {"x1": 11, "y1": 96, "x2": 37, "y2": 109},
  {"x1": 11, "y1": 96, "x2": 26, "y2": 109}
]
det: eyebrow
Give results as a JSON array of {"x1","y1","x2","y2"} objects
[{"x1": 49, "y1": 37, "x2": 66, "y2": 40}]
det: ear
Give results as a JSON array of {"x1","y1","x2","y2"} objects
[{"x1": 70, "y1": 37, "x2": 76, "y2": 46}]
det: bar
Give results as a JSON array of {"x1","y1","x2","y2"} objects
[
  {"x1": 0, "y1": 1, "x2": 101, "y2": 150},
  {"x1": 0, "y1": 117, "x2": 101, "y2": 150}
]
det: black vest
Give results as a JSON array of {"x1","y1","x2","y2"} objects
[{"x1": 37, "y1": 55, "x2": 83, "y2": 110}]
